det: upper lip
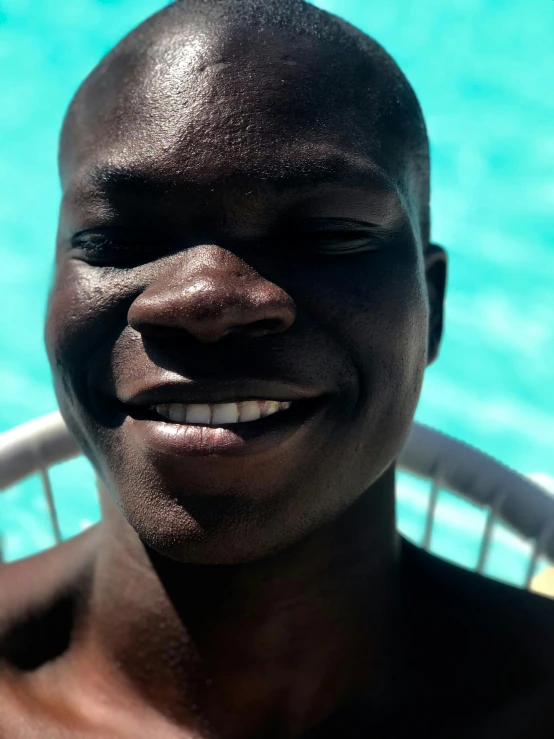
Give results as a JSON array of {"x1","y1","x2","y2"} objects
[{"x1": 119, "y1": 381, "x2": 325, "y2": 407}]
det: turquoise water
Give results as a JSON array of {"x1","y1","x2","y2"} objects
[{"x1": 1, "y1": 0, "x2": 553, "y2": 576}]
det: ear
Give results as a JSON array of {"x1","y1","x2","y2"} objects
[{"x1": 424, "y1": 243, "x2": 447, "y2": 365}]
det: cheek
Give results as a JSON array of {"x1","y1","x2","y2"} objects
[
  {"x1": 289, "y1": 252, "x2": 429, "y2": 474},
  {"x1": 294, "y1": 253, "x2": 428, "y2": 383},
  {"x1": 45, "y1": 262, "x2": 130, "y2": 369},
  {"x1": 45, "y1": 263, "x2": 137, "y2": 433},
  {"x1": 45, "y1": 262, "x2": 138, "y2": 466},
  {"x1": 357, "y1": 269, "x2": 429, "y2": 467},
  {"x1": 360, "y1": 267, "x2": 429, "y2": 415}
]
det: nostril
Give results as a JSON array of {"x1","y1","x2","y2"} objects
[
  {"x1": 249, "y1": 318, "x2": 287, "y2": 336},
  {"x1": 221, "y1": 318, "x2": 286, "y2": 340}
]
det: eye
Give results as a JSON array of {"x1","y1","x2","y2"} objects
[
  {"x1": 69, "y1": 230, "x2": 158, "y2": 266},
  {"x1": 300, "y1": 229, "x2": 376, "y2": 254},
  {"x1": 290, "y1": 220, "x2": 384, "y2": 256}
]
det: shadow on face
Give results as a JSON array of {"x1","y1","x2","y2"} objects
[{"x1": 45, "y1": 1, "x2": 446, "y2": 564}]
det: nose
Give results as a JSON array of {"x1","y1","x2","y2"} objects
[{"x1": 127, "y1": 247, "x2": 296, "y2": 343}]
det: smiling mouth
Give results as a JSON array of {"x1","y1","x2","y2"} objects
[
  {"x1": 150, "y1": 399, "x2": 292, "y2": 426},
  {"x1": 123, "y1": 395, "x2": 324, "y2": 457}
]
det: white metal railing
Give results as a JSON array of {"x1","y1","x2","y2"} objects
[{"x1": 1, "y1": 412, "x2": 554, "y2": 589}]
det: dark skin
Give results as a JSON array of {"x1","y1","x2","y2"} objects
[{"x1": 2, "y1": 4, "x2": 554, "y2": 737}]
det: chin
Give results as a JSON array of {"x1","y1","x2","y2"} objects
[
  {"x1": 105, "y1": 457, "x2": 364, "y2": 565},
  {"x1": 121, "y1": 494, "x2": 302, "y2": 565}
]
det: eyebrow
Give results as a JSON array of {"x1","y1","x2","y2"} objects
[
  {"x1": 67, "y1": 168, "x2": 172, "y2": 202},
  {"x1": 64, "y1": 150, "x2": 399, "y2": 203}
]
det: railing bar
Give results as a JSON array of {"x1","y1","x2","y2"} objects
[
  {"x1": 525, "y1": 520, "x2": 554, "y2": 589},
  {"x1": 476, "y1": 490, "x2": 507, "y2": 575},
  {"x1": 95, "y1": 476, "x2": 104, "y2": 501},
  {"x1": 422, "y1": 474, "x2": 440, "y2": 551},
  {"x1": 39, "y1": 467, "x2": 63, "y2": 544}
]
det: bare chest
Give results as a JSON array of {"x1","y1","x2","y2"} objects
[
  {"x1": 452, "y1": 686, "x2": 554, "y2": 739},
  {"x1": 0, "y1": 676, "x2": 209, "y2": 739},
  {"x1": 304, "y1": 685, "x2": 554, "y2": 739},
  {"x1": 2, "y1": 672, "x2": 554, "y2": 739}
]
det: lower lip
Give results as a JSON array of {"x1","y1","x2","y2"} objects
[{"x1": 125, "y1": 400, "x2": 324, "y2": 458}]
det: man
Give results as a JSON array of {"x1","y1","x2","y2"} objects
[{"x1": 1, "y1": 1, "x2": 554, "y2": 736}]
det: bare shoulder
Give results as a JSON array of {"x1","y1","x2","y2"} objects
[
  {"x1": 0, "y1": 530, "x2": 100, "y2": 736},
  {"x1": 402, "y1": 535, "x2": 554, "y2": 614},
  {"x1": 0, "y1": 527, "x2": 100, "y2": 668},
  {"x1": 401, "y1": 538, "x2": 554, "y2": 686}
]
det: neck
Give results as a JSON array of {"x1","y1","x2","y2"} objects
[{"x1": 79, "y1": 466, "x2": 400, "y2": 738}]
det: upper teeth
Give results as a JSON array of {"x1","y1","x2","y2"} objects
[{"x1": 154, "y1": 400, "x2": 291, "y2": 425}]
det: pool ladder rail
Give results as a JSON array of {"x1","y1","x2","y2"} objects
[{"x1": 1, "y1": 411, "x2": 554, "y2": 594}]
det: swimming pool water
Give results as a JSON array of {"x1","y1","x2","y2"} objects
[{"x1": 1, "y1": 0, "x2": 553, "y2": 575}]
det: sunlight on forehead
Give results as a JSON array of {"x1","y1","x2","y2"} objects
[{"x1": 144, "y1": 29, "x2": 211, "y2": 91}]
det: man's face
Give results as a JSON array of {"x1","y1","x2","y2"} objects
[{"x1": 45, "y1": 26, "x2": 441, "y2": 563}]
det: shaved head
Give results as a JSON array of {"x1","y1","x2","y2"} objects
[
  {"x1": 48, "y1": 0, "x2": 444, "y2": 564},
  {"x1": 60, "y1": 0, "x2": 430, "y2": 246}
]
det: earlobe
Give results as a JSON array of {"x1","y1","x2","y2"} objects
[{"x1": 424, "y1": 243, "x2": 447, "y2": 366}]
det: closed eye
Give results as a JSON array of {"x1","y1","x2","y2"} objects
[
  {"x1": 286, "y1": 219, "x2": 388, "y2": 255},
  {"x1": 301, "y1": 230, "x2": 378, "y2": 254},
  {"x1": 69, "y1": 229, "x2": 161, "y2": 266}
]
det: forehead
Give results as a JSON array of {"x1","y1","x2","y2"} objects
[{"x1": 60, "y1": 26, "x2": 414, "y2": 215}]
